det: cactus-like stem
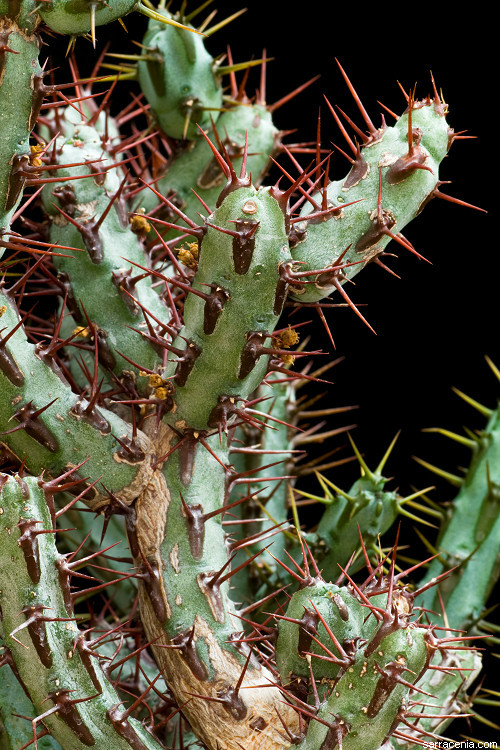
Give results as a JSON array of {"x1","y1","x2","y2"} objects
[
  {"x1": 0, "y1": 0, "x2": 42, "y2": 238},
  {"x1": 137, "y1": 8, "x2": 223, "y2": 141},
  {"x1": 0, "y1": 286, "x2": 153, "y2": 509},
  {"x1": 0, "y1": 7, "x2": 495, "y2": 749},
  {"x1": 159, "y1": 178, "x2": 292, "y2": 431},
  {"x1": 418, "y1": 374, "x2": 500, "y2": 631},
  {"x1": 0, "y1": 473, "x2": 167, "y2": 749},
  {"x1": 289, "y1": 92, "x2": 451, "y2": 305},
  {"x1": 132, "y1": 424, "x2": 301, "y2": 750},
  {"x1": 135, "y1": 101, "x2": 280, "y2": 239},
  {"x1": 40, "y1": 105, "x2": 168, "y2": 388}
]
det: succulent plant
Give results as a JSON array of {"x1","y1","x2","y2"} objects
[{"x1": 0, "y1": 3, "x2": 494, "y2": 750}]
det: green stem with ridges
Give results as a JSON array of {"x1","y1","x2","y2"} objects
[
  {"x1": 0, "y1": 287, "x2": 153, "y2": 509},
  {"x1": 136, "y1": 102, "x2": 279, "y2": 239},
  {"x1": 0, "y1": 473, "x2": 167, "y2": 750},
  {"x1": 418, "y1": 400, "x2": 500, "y2": 631},
  {"x1": 389, "y1": 648, "x2": 481, "y2": 749},
  {"x1": 0, "y1": 0, "x2": 42, "y2": 238},
  {"x1": 162, "y1": 183, "x2": 291, "y2": 431},
  {"x1": 289, "y1": 100, "x2": 451, "y2": 303},
  {"x1": 40, "y1": 107, "x2": 168, "y2": 389},
  {"x1": 137, "y1": 8, "x2": 222, "y2": 141},
  {"x1": 132, "y1": 425, "x2": 300, "y2": 750},
  {"x1": 312, "y1": 470, "x2": 402, "y2": 580},
  {"x1": 0, "y1": 638, "x2": 63, "y2": 750},
  {"x1": 298, "y1": 626, "x2": 429, "y2": 750}
]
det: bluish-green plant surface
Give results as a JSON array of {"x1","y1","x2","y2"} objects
[{"x1": 0, "y1": 3, "x2": 495, "y2": 750}]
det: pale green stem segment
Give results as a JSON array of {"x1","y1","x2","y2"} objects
[
  {"x1": 0, "y1": 473, "x2": 166, "y2": 749},
  {"x1": 0, "y1": 1, "x2": 42, "y2": 239},
  {"x1": 0, "y1": 287, "x2": 153, "y2": 509},
  {"x1": 419, "y1": 404, "x2": 500, "y2": 630},
  {"x1": 289, "y1": 102, "x2": 450, "y2": 303}
]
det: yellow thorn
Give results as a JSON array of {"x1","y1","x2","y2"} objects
[
  {"x1": 397, "y1": 506, "x2": 438, "y2": 529},
  {"x1": 197, "y1": 9, "x2": 217, "y2": 32},
  {"x1": 294, "y1": 487, "x2": 332, "y2": 505},
  {"x1": 89, "y1": 2, "x2": 96, "y2": 48},
  {"x1": 216, "y1": 57, "x2": 274, "y2": 76},
  {"x1": 185, "y1": 0, "x2": 215, "y2": 23},
  {"x1": 399, "y1": 488, "x2": 444, "y2": 519},
  {"x1": 413, "y1": 526, "x2": 440, "y2": 557},
  {"x1": 182, "y1": 107, "x2": 193, "y2": 140},
  {"x1": 375, "y1": 430, "x2": 401, "y2": 474},
  {"x1": 470, "y1": 710, "x2": 500, "y2": 731},
  {"x1": 347, "y1": 433, "x2": 376, "y2": 482},
  {"x1": 106, "y1": 53, "x2": 149, "y2": 62},
  {"x1": 203, "y1": 8, "x2": 247, "y2": 36},
  {"x1": 137, "y1": 3, "x2": 205, "y2": 34},
  {"x1": 117, "y1": 16, "x2": 128, "y2": 32},
  {"x1": 288, "y1": 484, "x2": 301, "y2": 536},
  {"x1": 423, "y1": 427, "x2": 477, "y2": 449},
  {"x1": 100, "y1": 62, "x2": 136, "y2": 73},
  {"x1": 314, "y1": 471, "x2": 353, "y2": 502},
  {"x1": 413, "y1": 456, "x2": 463, "y2": 487},
  {"x1": 485, "y1": 355, "x2": 500, "y2": 384},
  {"x1": 452, "y1": 386, "x2": 493, "y2": 418},
  {"x1": 65, "y1": 34, "x2": 77, "y2": 57}
]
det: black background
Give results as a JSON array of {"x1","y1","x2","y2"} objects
[{"x1": 45, "y1": 4, "x2": 496, "y2": 742}]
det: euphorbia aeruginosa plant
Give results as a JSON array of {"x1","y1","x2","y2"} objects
[{"x1": 0, "y1": 3, "x2": 494, "y2": 749}]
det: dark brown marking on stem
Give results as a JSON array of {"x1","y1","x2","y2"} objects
[
  {"x1": 366, "y1": 662, "x2": 405, "y2": 718},
  {"x1": 95, "y1": 329, "x2": 116, "y2": 371},
  {"x1": 0, "y1": 346, "x2": 24, "y2": 385},
  {"x1": 28, "y1": 73, "x2": 45, "y2": 133},
  {"x1": 171, "y1": 626, "x2": 209, "y2": 681},
  {"x1": 250, "y1": 717, "x2": 268, "y2": 731},
  {"x1": 320, "y1": 717, "x2": 350, "y2": 750},
  {"x1": 183, "y1": 501, "x2": 205, "y2": 560},
  {"x1": 343, "y1": 150, "x2": 369, "y2": 190},
  {"x1": 125, "y1": 505, "x2": 140, "y2": 558},
  {"x1": 112, "y1": 269, "x2": 139, "y2": 314},
  {"x1": 238, "y1": 332, "x2": 265, "y2": 380},
  {"x1": 175, "y1": 340, "x2": 201, "y2": 387},
  {"x1": 5, "y1": 153, "x2": 28, "y2": 211},
  {"x1": 274, "y1": 261, "x2": 296, "y2": 316},
  {"x1": 332, "y1": 594, "x2": 349, "y2": 622},
  {"x1": 207, "y1": 394, "x2": 238, "y2": 431},
  {"x1": 70, "y1": 399, "x2": 110, "y2": 434},
  {"x1": 232, "y1": 219, "x2": 258, "y2": 275},
  {"x1": 74, "y1": 635, "x2": 103, "y2": 693},
  {"x1": 47, "y1": 690, "x2": 96, "y2": 746},
  {"x1": 79, "y1": 220, "x2": 103, "y2": 264},
  {"x1": 177, "y1": 432, "x2": 198, "y2": 486},
  {"x1": 385, "y1": 129, "x2": 430, "y2": 184},
  {"x1": 355, "y1": 208, "x2": 395, "y2": 254},
  {"x1": 57, "y1": 556, "x2": 75, "y2": 614},
  {"x1": 114, "y1": 434, "x2": 146, "y2": 463},
  {"x1": 107, "y1": 706, "x2": 152, "y2": 750},
  {"x1": 198, "y1": 157, "x2": 226, "y2": 190},
  {"x1": 203, "y1": 286, "x2": 229, "y2": 335},
  {"x1": 17, "y1": 518, "x2": 40, "y2": 583},
  {"x1": 137, "y1": 557, "x2": 168, "y2": 624},
  {"x1": 297, "y1": 607, "x2": 319, "y2": 656},
  {"x1": 11, "y1": 402, "x2": 59, "y2": 452},
  {"x1": 52, "y1": 184, "x2": 77, "y2": 212},
  {"x1": 197, "y1": 571, "x2": 225, "y2": 624},
  {"x1": 22, "y1": 605, "x2": 53, "y2": 668},
  {"x1": 216, "y1": 684, "x2": 247, "y2": 720}
]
